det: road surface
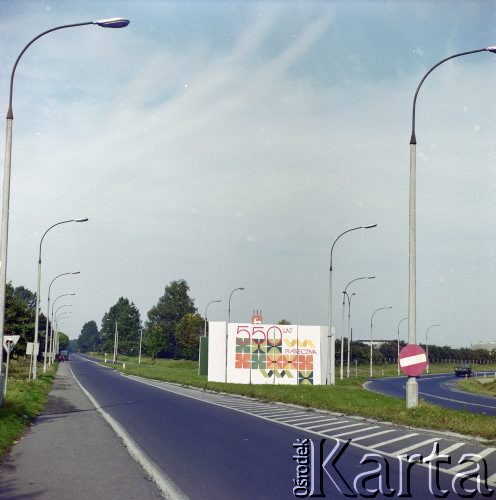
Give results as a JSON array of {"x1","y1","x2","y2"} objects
[
  {"x1": 367, "y1": 372, "x2": 496, "y2": 416},
  {"x1": 67, "y1": 354, "x2": 495, "y2": 498}
]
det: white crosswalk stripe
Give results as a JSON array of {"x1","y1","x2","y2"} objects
[
  {"x1": 332, "y1": 425, "x2": 381, "y2": 438},
  {"x1": 372, "y1": 433, "x2": 419, "y2": 449},
  {"x1": 448, "y1": 447, "x2": 496, "y2": 473},
  {"x1": 392, "y1": 438, "x2": 440, "y2": 456},
  {"x1": 351, "y1": 429, "x2": 396, "y2": 442}
]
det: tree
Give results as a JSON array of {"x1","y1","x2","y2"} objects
[
  {"x1": 145, "y1": 279, "x2": 196, "y2": 358},
  {"x1": 278, "y1": 319, "x2": 291, "y2": 325},
  {"x1": 78, "y1": 321, "x2": 101, "y2": 352},
  {"x1": 176, "y1": 313, "x2": 203, "y2": 360},
  {"x1": 5, "y1": 282, "x2": 35, "y2": 356},
  {"x1": 143, "y1": 324, "x2": 167, "y2": 360},
  {"x1": 100, "y1": 298, "x2": 141, "y2": 356},
  {"x1": 58, "y1": 332, "x2": 69, "y2": 350}
]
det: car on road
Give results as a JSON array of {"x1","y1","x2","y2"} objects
[
  {"x1": 59, "y1": 350, "x2": 70, "y2": 361},
  {"x1": 454, "y1": 364, "x2": 472, "y2": 377}
]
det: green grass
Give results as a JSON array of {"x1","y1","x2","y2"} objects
[
  {"x1": 458, "y1": 377, "x2": 496, "y2": 397},
  {"x1": 88, "y1": 354, "x2": 496, "y2": 441},
  {"x1": 0, "y1": 358, "x2": 57, "y2": 459}
]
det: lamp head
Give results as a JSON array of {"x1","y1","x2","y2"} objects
[
  {"x1": 71, "y1": 272, "x2": 80, "y2": 275},
  {"x1": 367, "y1": 276, "x2": 376, "y2": 279},
  {"x1": 486, "y1": 46, "x2": 496, "y2": 53},
  {"x1": 93, "y1": 17, "x2": 130, "y2": 28},
  {"x1": 74, "y1": 218, "x2": 89, "y2": 222},
  {"x1": 363, "y1": 223, "x2": 378, "y2": 229}
]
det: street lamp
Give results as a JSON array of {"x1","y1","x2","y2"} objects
[
  {"x1": 225, "y1": 287, "x2": 244, "y2": 382},
  {"x1": 425, "y1": 324, "x2": 440, "y2": 374},
  {"x1": 43, "y1": 272, "x2": 79, "y2": 373},
  {"x1": 0, "y1": 18, "x2": 129, "y2": 403},
  {"x1": 53, "y1": 305, "x2": 72, "y2": 361},
  {"x1": 50, "y1": 294, "x2": 75, "y2": 364},
  {"x1": 343, "y1": 291, "x2": 355, "y2": 378},
  {"x1": 340, "y1": 275, "x2": 375, "y2": 380},
  {"x1": 370, "y1": 306, "x2": 392, "y2": 378},
  {"x1": 327, "y1": 224, "x2": 377, "y2": 385},
  {"x1": 204, "y1": 299, "x2": 221, "y2": 337},
  {"x1": 397, "y1": 317, "x2": 408, "y2": 375},
  {"x1": 32, "y1": 220, "x2": 87, "y2": 380},
  {"x1": 407, "y1": 46, "x2": 496, "y2": 408}
]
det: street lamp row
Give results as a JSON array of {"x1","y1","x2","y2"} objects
[
  {"x1": 327, "y1": 224, "x2": 377, "y2": 385},
  {"x1": 0, "y1": 17, "x2": 130, "y2": 401}
]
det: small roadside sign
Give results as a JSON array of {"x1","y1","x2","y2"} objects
[
  {"x1": 3, "y1": 335, "x2": 20, "y2": 353},
  {"x1": 26, "y1": 342, "x2": 39, "y2": 356},
  {"x1": 399, "y1": 344, "x2": 428, "y2": 377}
]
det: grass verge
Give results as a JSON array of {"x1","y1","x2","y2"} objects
[
  {"x1": 89, "y1": 354, "x2": 496, "y2": 441},
  {"x1": 0, "y1": 358, "x2": 57, "y2": 459},
  {"x1": 458, "y1": 378, "x2": 496, "y2": 397}
]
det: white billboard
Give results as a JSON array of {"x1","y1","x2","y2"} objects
[{"x1": 208, "y1": 322, "x2": 328, "y2": 385}]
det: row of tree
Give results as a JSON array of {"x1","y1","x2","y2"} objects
[
  {"x1": 76, "y1": 278, "x2": 496, "y2": 364},
  {"x1": 339, "y1": 340, "x2": 496, "y2": 364},
  {"x1": 2, "y1": 282, "x2": 69, "y2": 357},
  {"x1": 77, "y1": 279, "x2": 203, "y2": 360}
]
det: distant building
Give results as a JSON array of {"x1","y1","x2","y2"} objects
[
  {"x1": 355, "y1": 339, "x2": 391, "y2": 349},
  {"x1": 251, "y1": 310, "x2": 263, "y2": 324},
  {"x1": 469, "y1": 341, "x2": 496, "y2": 352}
]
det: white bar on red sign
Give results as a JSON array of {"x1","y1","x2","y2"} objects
[{"x1": 399, "y1": 353, "x2": 427, "y2": 368}]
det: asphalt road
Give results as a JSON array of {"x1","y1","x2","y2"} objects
[
  {"x1": 69, "y1": 355, "x2": 494, "y2": 498},
  {"x1": 367, "y1": 372, "x2": 496, "y2": 416}
]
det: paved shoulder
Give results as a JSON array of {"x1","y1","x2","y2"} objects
[{"x1": 0, "y1": 363, "x2": 162, "y2": 500}]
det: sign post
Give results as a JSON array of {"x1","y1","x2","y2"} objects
[
  {"x1": 399, "y1": 344, "x2": 428, "y2": 408},
  {"x1": 399, "y1": 344, "x2": 428, "y2": 378},
  {"x1": 2, "y1": 335, "x2": 20, "y2": 397}
]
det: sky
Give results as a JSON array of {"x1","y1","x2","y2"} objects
[{"x1": 0, "y1": 1, "x2": 495, "y2": 348}]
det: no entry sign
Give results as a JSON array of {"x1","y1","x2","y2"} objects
[{"x1": 399, "y1": 344, "x2": 428, "y2": 377}]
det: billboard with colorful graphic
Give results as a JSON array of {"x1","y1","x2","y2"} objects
[{"x1": 207, "y1": 322, "x2": 328, "y2": 385}]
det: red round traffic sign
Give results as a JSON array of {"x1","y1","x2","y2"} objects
[{"x1": 399, "y1": 343, "x2": 428, "y2": 377}]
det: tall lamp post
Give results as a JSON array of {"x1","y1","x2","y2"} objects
[
  {"x1": 343, "y1": 291, "x2": 355, "y2": 378},
  {"x1": 340, "y1": 275, "x2": 375, "y2": 379},
  {"x1": 32, "y1": 219, "x2": 87, "y2": 380},
  {"x1": 43, "y1": 272, "x2": 79, "y2": 373},
  {"x1": 370, "y1": 306, "x2": 392, "y2": 378},
  {"x1": 425, "y1": 324, "x2": 440, "y2": 374},
  {"x1": 225, "y1": 287, "x2": 244, "y2": 382},
  {"x1": 397, "y1": 317, "x2": 408, "y2": 375},
  {"x1": 50, "y1": 294, "x2": 75, "y2": 364},
  {"x1": 0, "y1": 17, "x2": 129, "y2": 406},
  {"x1": 327, "y1": 224, "x2": 377, "y2": 385},
  {"x1": 407, "y1": 46, "x2": 496, "y2": 408},
  {"x1": 52, "y1": 305, "x2": 72, "y2": 360},
  {"x1": 0, "y1": 17, "x2": 129, "y2": 403},
  {"x1": 204, "y1": 299, "x2": 221, "y2": 337}
]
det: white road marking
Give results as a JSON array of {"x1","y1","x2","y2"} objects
[
  {"x1": 68, "y1": 363, "x2": 186, "y2": 500},
  {"x1": 332, "y1": 426, "x2": 381, "y2": 438},
  {"x1": 352, "y1": 429, "x2": 396, "y2": 442},
  {"x1": 448, "y1": 447, "x2": 496, "y2": 473},
  {"x1": 372, "y1": 433, "x2": 419, "y2": 449},
  {"x1": 321, "y1": 423, "x2": 365, "y2": 434},
  {"x1": 277, "y1": 415, "x2": 332, "y2": 424},
  {"x1": 418, "y1": 391, "x2": 496, "y2": 410},
  {"x1": 438, "y1": 442, "x2": 465, "y2": 456},
  {"x1": 247, "y1": 409, "x2": 297, "y2": 417},
  {"x1": 304, "y1": 420, "x2": 350, "y2": 430},
  {"x1": 392, "y1": 438, "x2": 440, "y2": 456},
  {"x1": 487, "y1": 472, "x2": 496, "y2": 486}
]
